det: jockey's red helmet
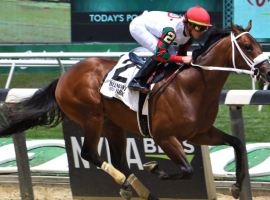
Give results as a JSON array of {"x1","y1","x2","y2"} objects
[{"x1": 183, "y1": 6, "x2": 212, "y2": 27}]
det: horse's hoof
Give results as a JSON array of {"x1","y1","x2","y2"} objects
[
  {"x1": 120, "y1": 188, "x2": 132, "y2": 200},
  {"x1": 148, "y1": 193, "x2": 159, "y2": 200},
  {"x1": 143, "y1": 161, "x2": 158, "y2": 172},
  {"x1": 230, "y1": 184, "x2": 241, "y2": 199}
]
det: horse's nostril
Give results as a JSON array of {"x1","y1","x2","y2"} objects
[{"x1": 267, "y1": 71, "x2": 270, "y2": 78}]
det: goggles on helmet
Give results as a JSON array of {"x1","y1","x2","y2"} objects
[{"x1": 191, "y1": 23, "x2": 208, "y2": 32}]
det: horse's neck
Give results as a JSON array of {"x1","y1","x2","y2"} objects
[
  {"x1": 192, "y1": 37, "x2": 232, "y2": 94},
  {"x1": 196, "y1": 36, "x2": 232, "y2": 67}
]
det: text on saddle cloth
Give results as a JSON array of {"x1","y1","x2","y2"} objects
[{"x1": 99, "y1": 53, "x2": 154, "y2": 115}]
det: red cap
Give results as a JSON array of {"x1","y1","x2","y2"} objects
[{"x1": 183, "y1": 6, "x2": 212, "y2": 27}]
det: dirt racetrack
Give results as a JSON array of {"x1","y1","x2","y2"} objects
[
  {"x1": 0, "y1": 184, "x2": 72, "y2": 200},
  {"x1": 0, "y1": 184, "x2": 269, "y2": 200}
]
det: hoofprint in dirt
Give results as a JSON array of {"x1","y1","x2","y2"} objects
[{"x1": 0, "y1": 184, "x2": 269, "y2": 200}]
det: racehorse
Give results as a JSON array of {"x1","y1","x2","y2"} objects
[{"x1": 0, "y1": 21, "x2": 269, "y2": 200}]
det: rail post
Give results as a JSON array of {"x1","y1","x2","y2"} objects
[
  {"x1": 229, "y1": 106, "x2": 252, "y2": 200},
  {"x1": 5, "y1": 62, "x2": 16, "y2": 89},
  {"x1": 56, "y1": 58, "x2": 65, "y2": 74},
  {"x1": 12, "y1": 132, "x2": 34, "y2": 200}
]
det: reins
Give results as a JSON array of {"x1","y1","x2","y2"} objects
[
  {"x1": 148, "y1": 64, "x2": 186, "y2": 100},
  {"x1": 190, "y1": 63, "x2": 254, "y2": 75},
  {"x1": 148, "y1": 31, "x2": 269, "y2": 99}
]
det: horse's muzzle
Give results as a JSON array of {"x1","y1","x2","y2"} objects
[{"x1": 257, "y1": 59, "x2": 270, "y2": 85}]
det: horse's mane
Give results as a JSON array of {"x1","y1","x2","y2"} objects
[{"x1": 192, "y1": 25, "x2": 245, "y2": 62}]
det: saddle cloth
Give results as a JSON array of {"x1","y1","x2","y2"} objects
[{"x1": 99, "y1": 53, "x2": 154, "y2": 115}]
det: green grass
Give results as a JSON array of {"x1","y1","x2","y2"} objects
[
  {"x1": 26, "y1": 124, "x2": 63, "y2": 139},
  {"x1": 214, "y1": 73, "x2": 270, "y2": 142},
  {"x1": 214, "y1": 105, "x2": 270, "y2": 142},
  {"x1": 223, "y1": 73, "x2": 259, "y2": 90},
  {"x1": 0, "y1": 0, "x2": 70, "y2": 43},
  {"x1": 3, "y1": 72, "x2": 270, "y2": 142},
  {"x1": 0, "y1": 72, "x2": 61, "y2": 88}
]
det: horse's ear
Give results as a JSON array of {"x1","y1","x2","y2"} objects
[
  {"x1": 245, "y1": 20, "x2": 252, "y2": 32},
  {"x1": 231, "y1": 21, "x2": 241, "y2": 36}
]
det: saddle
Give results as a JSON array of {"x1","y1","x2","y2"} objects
[
  {"x1": 129, "y1": 52, "x2": 145, "y2": 66},
  {"x1": 100, "y1": 52, "x2": 185, "y2": 138}
]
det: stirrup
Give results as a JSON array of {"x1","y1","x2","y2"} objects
[
  {"x1": 128, "y1": 84, "x2": 148, "y2": 91},
  {"x1": 128, "y1": 79, "x2": 147, "y2": 91}
]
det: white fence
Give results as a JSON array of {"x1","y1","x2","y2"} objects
[{"x1": 0, "y1": 52, "x2": 155, "y2": 89}]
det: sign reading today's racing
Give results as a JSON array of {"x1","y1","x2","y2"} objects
[
  {"x1": 89, "y1": 13, "x2": 138, "y2": 23},
  {"x1": 71, "y1": 12, "x2": 142, "y2": 42},
  {"x1": 62, "y1": 116, "x2": 215, "y2": 199}
]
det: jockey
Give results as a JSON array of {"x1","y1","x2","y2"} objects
[{"x1": 128, "y1": 6, "x2": 212, "y2": 91}]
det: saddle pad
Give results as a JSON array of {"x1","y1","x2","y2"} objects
[{"x1": 99, "y1": 53, "x2": 154, "y2": 115}]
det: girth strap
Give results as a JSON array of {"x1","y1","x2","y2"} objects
[{"x1": 137, "y1": 92, "x2": 152, "y2": 138}]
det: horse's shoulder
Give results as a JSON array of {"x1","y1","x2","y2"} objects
[{"x1": 96, "y1": 57, "x2": 118, "y2": 64}]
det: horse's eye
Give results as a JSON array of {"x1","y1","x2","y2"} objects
[{"x1": 245, "y1": 44, "x2": 252, "y2": 51}]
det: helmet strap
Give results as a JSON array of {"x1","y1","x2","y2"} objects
[
  {"x1": 185, "y1": 14, "x2": 193, "y2": 37},
  {"x1": 189, "y1": 28, "x2": 193, "y2": 37},
  {"x1": 185, "y1": 23, "x2": 193, "y2": 37}
]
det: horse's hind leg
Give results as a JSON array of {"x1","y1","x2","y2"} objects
[
  {"x1": 188, "y1": 126, "x2": 245, "y2": 199},
  {"x1": 144, "y1": 135, "x2": 194, "y2": 181},
  {"x1": 102, "y1": 117, "x2": 159, "y2": 200}
]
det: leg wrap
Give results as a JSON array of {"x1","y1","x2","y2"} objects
[
  {"x1": 127, "y1": 174, "x2": 150, "y2": 199},
  {"x1": 101, "y1": 162, "x2": 126, "y2": 185}
]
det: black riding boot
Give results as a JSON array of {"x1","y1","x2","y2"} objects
[{"x1": 128, "y1": 56, "x2": 157, "y2": 91}]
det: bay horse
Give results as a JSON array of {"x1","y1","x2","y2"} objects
[{"x1": 0, "y1": 22, "x2": 270, "y2": 200}]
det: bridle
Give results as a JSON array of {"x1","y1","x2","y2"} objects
[
  {"x1": 231, "y1": 32, "x2": 268, "y2": 72},
  {"x1": 191, "y1": 31, "x2": 269, "y2": 78},
  {"x1": 150, "y1": 31, "x2": 270, "y2": 100}
]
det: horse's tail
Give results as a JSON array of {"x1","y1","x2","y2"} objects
[{"x1": 0, "y1": 78, "x2": 65, "y2": 137}]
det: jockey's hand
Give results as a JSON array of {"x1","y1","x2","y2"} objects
[{"x1": 182, "y1": 56, "x2": 193, "y2": 65}]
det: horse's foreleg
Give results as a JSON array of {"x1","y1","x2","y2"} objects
[
  {"x1": 188, "y1": 126, "x2": 245, "y2": 199},
  {"x1": 102, "y1": 118, "x2": 133, "y2": 200},
  {"x1": 148, "y1": 136, "x2": 194, "y2": 181},
  {"x1": 102, "y1": 118, "x2": 159, "y2": 200},
  {"x1": 81, "y1": 117, "x2": 127, "y2": 193}
]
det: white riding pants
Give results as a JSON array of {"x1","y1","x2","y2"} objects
[{"x1": 129, "y1": 16, "x2": 176, "y2": 55}]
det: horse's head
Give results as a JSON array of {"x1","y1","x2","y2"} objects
[{"x1": 231, "y1": 21, "x2": 270, "y2": 85}]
